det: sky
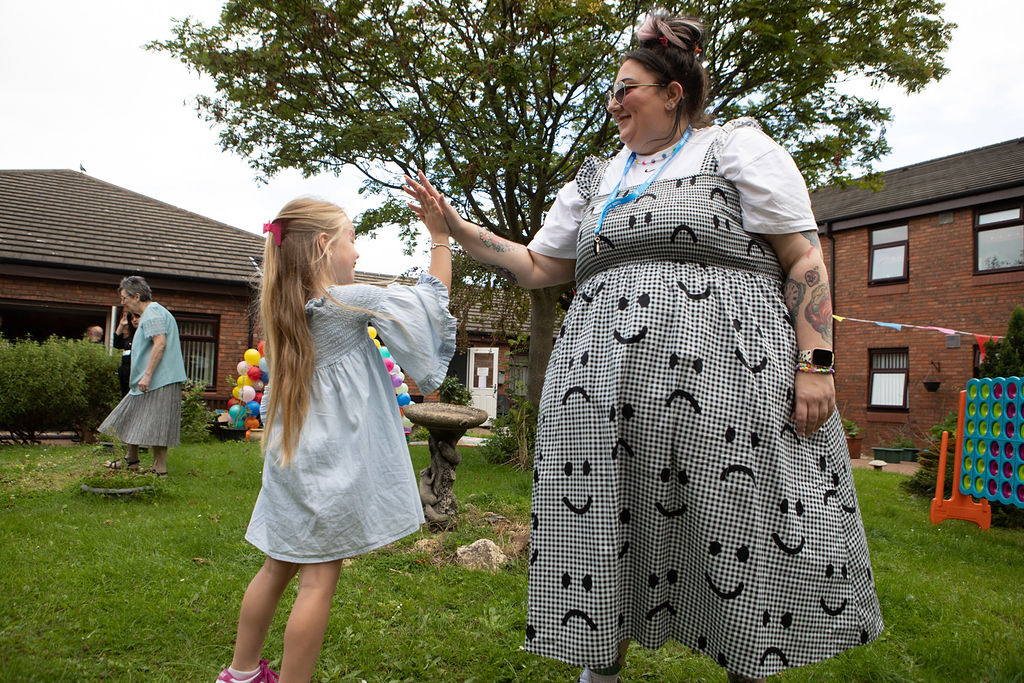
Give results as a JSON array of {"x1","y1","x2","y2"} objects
[{"x1": 2, "y1": 0, "x2": 1022, "y2": 276}]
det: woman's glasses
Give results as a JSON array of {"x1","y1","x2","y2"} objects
[{"x1": 606, "y1": 81, "x2": 665, "y2": 106}]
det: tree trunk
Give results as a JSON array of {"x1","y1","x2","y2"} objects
[{"x1": 526, "y1": 285, "x2": 566, "y2": 406}]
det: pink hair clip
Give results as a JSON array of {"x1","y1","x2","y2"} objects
[
  {"x1": 659, "y1": 36, "x2": 668, "y2": 47},
  {"x1": 263, "y1": 221, "x2": 283, "y2": 246}
]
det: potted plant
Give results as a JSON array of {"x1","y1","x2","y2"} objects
[
  {"x1": 891, "y1": 435, "x2": 920, "y2": 462},
  {"x1": 843, "y1": 418, "x2": 864, "y2": 459}
]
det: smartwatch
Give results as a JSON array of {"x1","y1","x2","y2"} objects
[{"x1": 798, "y1": 348, "x2": 834, "y2": 368}]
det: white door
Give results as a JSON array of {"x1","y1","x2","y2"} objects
[{"x1": 468, "y1": 347, "x2": 498, "y2": 421}]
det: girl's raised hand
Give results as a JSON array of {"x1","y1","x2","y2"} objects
[{"x1": 403, "y1": 171, "x2": 458, "y2": 241}]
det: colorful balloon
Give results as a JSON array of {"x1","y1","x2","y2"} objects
[
  {"x1": 236, "y1": 361, "x2": 251, "y2": 375},
  {"x1": 397, "y1": 393, "x2": 411, "y2": 406},
  {"x1": 245, "y1": 400, "x2": 260, "y2": 415},
  {"x1": 391, "y1": 374, "x2": 403, "y2": 388},
  {"x1": 232, "y1": 386, "x2": 241, "y2": 400},
  {"x1": 241, "y1": 385, "x2": 256, "y2": 403},
  {"x1": 398, "y1": 383, "x2": 409, "y2": 395},
  {"x1": 259, "y1": 358, "x2": 269, "y2": 373},
  {"x1": 257, "y1": 340, "x2": 265, "y2": 355},
  {"x1": 252, "y1": 380, "x2": 264, "y2": 391},
  {"x1": 380, "y1": 347, "x2": 391, "y2": 359},
  {"x1": 228, "y1": 404, "x2": 242, "y2": 420},
  {"x1": 384, "y1": 358, "x2": 395, "y2": 372},
  {"x1": 367, "y1": 326, "x2": 378, "y2": 339},
  {"x1": 244, "y1": 348, "x2": 261, "y2": 366},
  {"x1": 247, "y1": 365, "x2": 263, "y2": 381}
]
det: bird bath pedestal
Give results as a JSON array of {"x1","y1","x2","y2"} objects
[{"x1": 403, "y1": 403, "x2": 488, "y2": 525}]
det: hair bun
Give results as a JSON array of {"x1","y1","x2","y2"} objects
[{"x1": 636, "y1": 9, "x2": 704, "y2": 58}]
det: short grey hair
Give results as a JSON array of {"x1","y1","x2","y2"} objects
[{"x1": 119, "y1": 275, "x2": 152, "y2": 302}]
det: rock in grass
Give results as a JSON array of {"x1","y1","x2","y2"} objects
[{"x1": 456, "y1": 539, "x2": 508, "y2": 571}]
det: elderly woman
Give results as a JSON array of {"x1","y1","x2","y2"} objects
[
  {"x1": 405, "y1": 9, "x2": 882, "y2": 682},
  {"x1": 99, "y1": 276, "x2": 186, "y2": 476}
]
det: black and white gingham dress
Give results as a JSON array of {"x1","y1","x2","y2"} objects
[{"x1": 524, "y1": 120, "x2": 883, "y2": 678}]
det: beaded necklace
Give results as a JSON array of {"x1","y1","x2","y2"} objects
[{"x1": 593, "y1": 127, "x2": 692, "y2": 253}]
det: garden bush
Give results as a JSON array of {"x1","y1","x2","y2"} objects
[
  {"x1": 437, "y1": 375, "x2": 473, "y2": 405},
  {"x1": 180, "y1": 379, "x2": 215, "y2": 443},
  {"x1": 480, "y1": 394, "x2": 537, "y2": 470},
  {"x1": 0, "y1": 335, "x2": 119, "y2": 443}
]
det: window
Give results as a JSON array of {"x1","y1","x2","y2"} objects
[
  {"x1": 976, "y1": 205, "x2": 1024, "y2": 272},
  {"x1": 869, "y1": 349, "x2": 908, "y2": 409},
  {"x1": 869, "y1": 225, "x2": 908, "y2": 283},
  {"x1": 177, "y1": 315, "x2": 218, "y2": 388}
]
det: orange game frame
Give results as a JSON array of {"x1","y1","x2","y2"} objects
[{"x1": 929, "y1": 389, "x2": 992, "y2": 530}]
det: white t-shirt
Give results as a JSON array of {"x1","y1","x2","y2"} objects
[{"x1": 528, "y1": 124, "x2": 817, "y2": 260}]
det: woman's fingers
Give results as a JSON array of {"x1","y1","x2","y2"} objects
[{"x1": 793, "y1": 373, "x2": 836, "y2": 437}]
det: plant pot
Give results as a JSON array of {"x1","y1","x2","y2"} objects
[
  {"x1": 923, "y1": 380, "x2": 940, "y2": 392},
  {"x1": 846, "y1": 436, "x2": 864, "y2": 459},
  {"x1": 901, "y1": 448, "x2": 919, "y2": 462},
  {"x1": 872, "y1": 447, "x2": 904, "y2": 464}
]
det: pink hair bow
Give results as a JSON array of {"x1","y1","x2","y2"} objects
[{"x1": 263, "y1": 221, "x2": 283, "y2": 246}]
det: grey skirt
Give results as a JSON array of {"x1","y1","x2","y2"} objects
[{"x1": 98, "y1": 382, "x2": 182, "y2": 447}]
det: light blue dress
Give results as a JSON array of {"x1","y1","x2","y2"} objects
[{"x1": 246, "y1": 274, "x2": 456, "y2": 563}]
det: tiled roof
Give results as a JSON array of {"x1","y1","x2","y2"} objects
[
  {"x1": 810, "y1": 137, "x2": 1024, "y2": 224},
  {"x1": 0, "y1": 169, "x2": 265, "y2": 283},
  {"x1": 0, "y1": 169, "x2": 419, "y2": 289}
]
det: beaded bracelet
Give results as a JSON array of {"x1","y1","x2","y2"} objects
[
  {"x1": 430, "y1": 242, "x2": 451, "y2": 251},
  {"x1": 797, "y1": 362, "x2": 835, "y2": 375}
]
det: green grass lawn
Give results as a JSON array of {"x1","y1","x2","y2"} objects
[{"x1": 1, "y1": 441, "x2": 1022, "y2": 682}]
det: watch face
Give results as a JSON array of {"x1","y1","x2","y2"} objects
[{"x1": 811, "y1": 349, "x2": 834, "y2": 367}]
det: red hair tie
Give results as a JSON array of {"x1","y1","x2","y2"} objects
[
  {"x1": 658, "y1": 36, "x2": 668, "y2": 47},
  {"x1": 263, "y1": 221, "x2": 283, "y2": 246}
]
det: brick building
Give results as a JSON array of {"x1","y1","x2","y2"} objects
[
  {"x1": 0, "y1": 169, "x2": 520, "y2": 419},
  {"x1": 811, "y1": 138, "x2": 1024, "y2": 453}
]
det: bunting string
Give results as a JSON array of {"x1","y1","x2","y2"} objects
[{"x1": 832, "y1": 314, "x2": 1004, "y2": 361}]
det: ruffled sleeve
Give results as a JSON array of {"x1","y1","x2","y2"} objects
[{"x1": 371, "y1": 273, "x2": 457, "y2": 396}]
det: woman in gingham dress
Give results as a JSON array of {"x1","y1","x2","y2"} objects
[{"x1": 405, "y1": 10, "x2": 881, "y2": 682}]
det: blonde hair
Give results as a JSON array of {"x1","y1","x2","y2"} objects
[{"x1": 259, "y1": 198, "x2": 351, "y2": 466}]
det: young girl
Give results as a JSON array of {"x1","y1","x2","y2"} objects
[{"x1": 217, "y1": 198, "x2": 455, "y2": 683}]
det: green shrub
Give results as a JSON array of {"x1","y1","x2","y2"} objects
[
  {"x1": 437, "y1": 376, "x2": 473, "y2": 405},
  {"x1": 0, "y1": 336, "x2": 119, "y2": 443},
  {"x1": 180, "y1": 380, "x2": 215, "y2": 443},
  {"x1": 479, "y1": 394, "x2": 537, "y2": 470}
]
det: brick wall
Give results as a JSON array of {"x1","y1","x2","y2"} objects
[
  {"x1": 829, "y1": 207, "x2": 1023, "y2": 452},
  {"x1": 0, "y1": 271, "x2": 254, "y2": 408}
]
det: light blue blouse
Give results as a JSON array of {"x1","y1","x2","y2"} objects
[
  {"x1": 247, "y1": 274, "x2": 457, "y2": 562},
  {"x1": 129, "y1": 302, "x2": 187, "y2": 394}
]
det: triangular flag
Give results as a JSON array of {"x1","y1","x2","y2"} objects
[
  {"x1": 975, "y1": 335, "x2": 993, "y2": 362},
  {"x1": 832, "y1": 314, "x2": 846, "y2": 322},
  {"x1": 876, "y1": 322, "x2": 902, "y2": 331}
]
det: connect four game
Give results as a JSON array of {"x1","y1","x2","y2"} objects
[{"x1": 959, "y1": 377, "x2": 1024, "y2": 509}]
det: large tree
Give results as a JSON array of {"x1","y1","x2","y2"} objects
[{"x1": 153, "y1": 0, "x2": 952, "y2": 402}]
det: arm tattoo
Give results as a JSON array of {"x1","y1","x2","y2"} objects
[
  {"x1": 478, "y1": 228, "x2": 513, "y2": 253},
  {"x1": 804, "y1": 266, "x2": 821, "y2": 287},
  {"x1": 800, "y1": 230, "x2": 820, "y2": 248},
  {"x1": 800, "y1": 230, "x2": 821, "y2": 259},
  {"x1": 804, "y1": 284, "x2": 833, "y2": 344},
  {"x1": 783, "y1": 278, "x2": 806, "y2": 316}
]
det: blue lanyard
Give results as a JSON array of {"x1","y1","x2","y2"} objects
[{"x1": 593, "y1": 127, "x2": 692, "y2": 252}]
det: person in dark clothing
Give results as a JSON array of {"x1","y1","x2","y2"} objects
[{"x1": 112, "y1": 311, "x2": 139, "y2": 396}]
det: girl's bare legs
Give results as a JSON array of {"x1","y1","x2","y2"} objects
[
  {"x1": 231, "y1": 557, "x2": 300, "y2": 672},
  {"x1": 279, "y1": 560, "x2": 343, "y2": 683}
]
